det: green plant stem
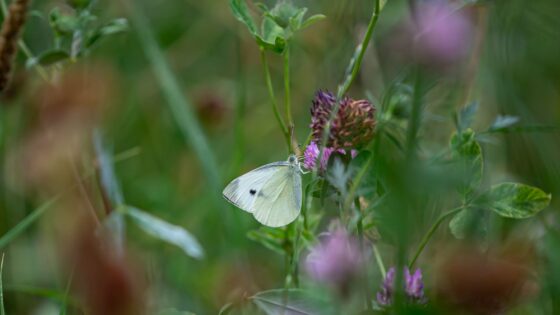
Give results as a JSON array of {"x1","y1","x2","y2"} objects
[
  {"x1": 0, "y1": 197, "x2": 59, "y2": 250},
  {"x1": 306, "y1": 0, "x2": 381, "y2": 212},
  {"x1": 408, "y1": 206, "x2": 464, "y2": 268},
  {"x1": 283, "y1": 45, "x2": 294, "y2": 153},
  {"x1": 260, "y1": 48, "x2": 290, "y2": 150},
  {"x1": 372, "y1": 243, "x2": 386, "y2": 278},
  {"x1": 343, "y1": 149, "x2": 375, "y2": 210},
  {"x1": 1, "y1": 253, "x2": 4, "y2": 315},
  {"x1": 0, "y1": 0, "x2": 49, "y2": 83},
  {"x1": 336, "y1": 0, "x2": 380, "y2": 98},
  {"x1": 355, "y1": 199, "x2": 373, "y2": 311}
]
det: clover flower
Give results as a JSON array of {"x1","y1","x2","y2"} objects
[
  {"x1": 305, "y1": 229, "x2": 362, "y2": 294},
  {"x1": 377, "y1": 267, "x2": 426, "y2": 306},
  {"x1": 303, "y1": 141, "x2": 357, "y2": 171},
  {"x1": 310, "y1": 90, "x2": 376, "y2": 149}
]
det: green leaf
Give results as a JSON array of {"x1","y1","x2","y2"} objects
[
  {"x1": 261, "y1": 17, "x2": 285, "y2": 46},
  {"x1": 25, "y1": 49, "x2": 70, "y2": 68},
  {"x1": 455, "y1": 101, "x2": 479, "y2": 133},
  {"x1": 1, "y1": 254, "x2": 5, "y2": 315},
  {"x1": 123, "y1": 206, "x2": 204, "y2": 259},
  {"x1": 49, "y1": 8, "x2": 79, "y2": 35},
  {"x1": 289, "y1": 7, "x2": 307, "y2": 31},
  {"x1": 300, "y1": 14, "x2": 326, "y2": 30},
  {"x1": 448, "y1": 208, "x2": 488, "y2": 239},
  {"x1": 488, "y1": 115, "x2": 520, "y2": 132},
  {"x1": 478, "y1": 183, "x2": 551, "y2": 219},
  {"x1": 157, "y1": 309, "x2": 196, "y2": 315},
  {"x1": 267, "y1": 1, "x2": 300, "y2": 28},
  {"x1": 230, "y1": 0, "x2": 257, "y2": 35},
  {"x1": 247, "y1": 227, "x2": 286, "y2": 255},
  {"x1": 251, "y1": 289, "x2": 336, "y2": 315},
  {"x1": 86, "y1": 18, "x2": 129, "y2": 48},
  {"x1": 0, "y1": 197, "x2": 58, "y2": 250},
  {"x1": 93, "y1": 129, "x2": 124, "y2": 205},
  {"x1": 450, "y1": 129, "x2": 483, "y2": 197}
]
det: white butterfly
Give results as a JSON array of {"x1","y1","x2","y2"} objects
[{"x1": 223, "y1": 155, "x2": 305, "y2": 227}]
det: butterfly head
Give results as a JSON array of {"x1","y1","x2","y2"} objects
[{"x1": 287, "y1": 154, "x2": 298, "y2": 165}]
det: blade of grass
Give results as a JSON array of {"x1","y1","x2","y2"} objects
[
  {"x1": 1, "y1": 253, "x2": 5, "y2": 315},
  {"x1": 0, "y1": 197, "x2": 59, "y2": 250},
  {"x1": 125, "y1": 1, "x2": 221, "y2": 191}
]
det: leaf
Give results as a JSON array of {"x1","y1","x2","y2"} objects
[
  {"x1": 455, "y1": 101, "x2": 479, "y2": 133},
  {"x1": 230, "y1": 0, "x2": 257, "y2": 35},
  {"x1": 300, "y1": 14, "x2": 326, "y2": 29},
  {"x1": 1, "y1": 254, "x2": 5, "y2": 315},
  {"x1": 267, "y1": 1, "x2": 300, "y2": 28},
  {"x1": 93, "y1": 129, "x2": 125, "y2": 205},
  {"x1": 25, "y1": 50, "x2": 70, "y2": 68},
  {"x1": 0, "y1": 197, "x2": 58, "y2": 250},
  {"x1": 218, "y1": 303, "x2": 234, "y2": 315},
  {"x1": 488, "y1": 115, "x2": 520, "y2": 132},
  {"x1": 157, "y1": 309, "x2": 196, "y2": 315},
  {"x1": 49, "y1": 8, "x2": 79, "y2": 35},
  {"x1": 86, "y1": 18, "x2": 129, "y2": 48},
  {"x1": 478, "y1": 183, "x2": 551, "y2": 219},
  {"x1": 123, "y1": 206, "x2": 204, "y2": 259},
  {"x1": 450, "y1": 129, "x2": 483, "y2": 197},
  {"x1": 448, "y1": 208, "x2": 484, "y2": 239},
  {"x1": 261, "y1": 17, "x2": 285, "y2": 46},
  {"x1": 247, "y1": 227, "x2": 286, "y2": 255},
  {"x1": 251, "y1": 289, "x2": 336, "y2": 315}
]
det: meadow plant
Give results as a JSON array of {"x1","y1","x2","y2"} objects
[{"x1": 0, "y1": 0, "x2": 558, "y2": 314}]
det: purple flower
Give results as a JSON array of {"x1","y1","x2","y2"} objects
[
  {"x1": 376, "y1": 267, "x2": 426, "y2": 306},
  {"x1": 305, "y1": 229, "x2": 362, "y2": 291},
  {"x1": 303, "y1": 141, "x2": 358, "y2": 171},
  {"x1": 413, "y1": 1, "x2": 473, "y2": 66},
  {"x1": 310, "y1": 90, "x2": 376, "y2": 149}
]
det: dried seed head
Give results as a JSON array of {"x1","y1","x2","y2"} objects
[
  {"x1": 0, "y1": 0, "x2": 30, "y2": 92},
  {"x1": 310, "y1": 90, "x2": 376, "y2": 149}
]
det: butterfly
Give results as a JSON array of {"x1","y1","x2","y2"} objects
[{"x1": 223, "y1": 155, "x2": 306, "y2": 227}]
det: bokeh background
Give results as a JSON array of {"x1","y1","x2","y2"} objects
[{"x1": 1, "y1": 0, "x2": 559, "y2": 314}]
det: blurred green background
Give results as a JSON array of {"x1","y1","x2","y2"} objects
[{"x1": 1, "y1": 0, "x2": 560, "y2": 314}]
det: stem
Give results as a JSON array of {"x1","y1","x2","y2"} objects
[
  {"x1": 355, "y1": 199, "x2": 373, "y2": 311},
  {"x1": 336, "y1": 0, "x2": 380, "y2": 98},
  {"x1": 0, "y1": 0, "x2": 49, "y2": 82},
  {"x1": 408, "y1": 206, "x2": 464, "y2": 268},
  {"x1": 283, "y1": 45, "x2": 293, "y2": 134},
  {"x1": 306, "y1": 0, "x2": 381, "y2": 213},
  {"x1": 0, "y1": 253, "x2": 4, "y2": 315},
  {"x1": 372, "y1": 242, "x2": 386, "y2": 278},
  {"x1": 260, "y1": 48, "x2": 290, "y2": 149}
]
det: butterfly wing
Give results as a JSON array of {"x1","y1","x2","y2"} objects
[
  {"x1": 252, "y1": 165, "x2": 302, "y2": 227},
  {"x1": 222, "y1": 162, "x2": 290, "y2": 213}
]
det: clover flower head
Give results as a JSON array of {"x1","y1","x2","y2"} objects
[
  {"x1": 302, "y1": 141, "x2": 357, "y2": 171},
  {"x1": 305, "y1": 229, "x2": 362, "y2": 291},
  {"x1": 310, "y1": 90, "x2": 376, "y2": 149}
]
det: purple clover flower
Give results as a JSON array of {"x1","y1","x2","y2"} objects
[
  {"x1": 376, "y1": 267, "x2": 426, "y2": 306},
  {"x1": 310, "y1": 90, "x2": 376, "y2": 150},
  {"x1": 302, "y1": 141, "x2": 356, "y2": 171},
  {"x1": 304, "y1": 229, "x2": 362, "y2": 291}
]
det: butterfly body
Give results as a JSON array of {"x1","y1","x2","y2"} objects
[{"x1": 223, "y1": 155, "x2": 303, "y2": 227}]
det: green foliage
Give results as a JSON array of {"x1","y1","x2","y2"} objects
[
  {"x1": 250, "y1": 289, "x2": 336, "y2": 315},
  {"x1": 450, "y1": 129, "x2": 483, "y2": 198},
  {"x1": 230, "y1": 0, "x2": 324, "y2": 53},
  {"x1": 157, "y1": 308, "x2": 196, "y2": 315},
  {"x1": 25, "y1": 49, "x2": 70, "y2": 68},
  {"x1": 476, "y1": 183, "x2": 551, "y2": 219}
]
